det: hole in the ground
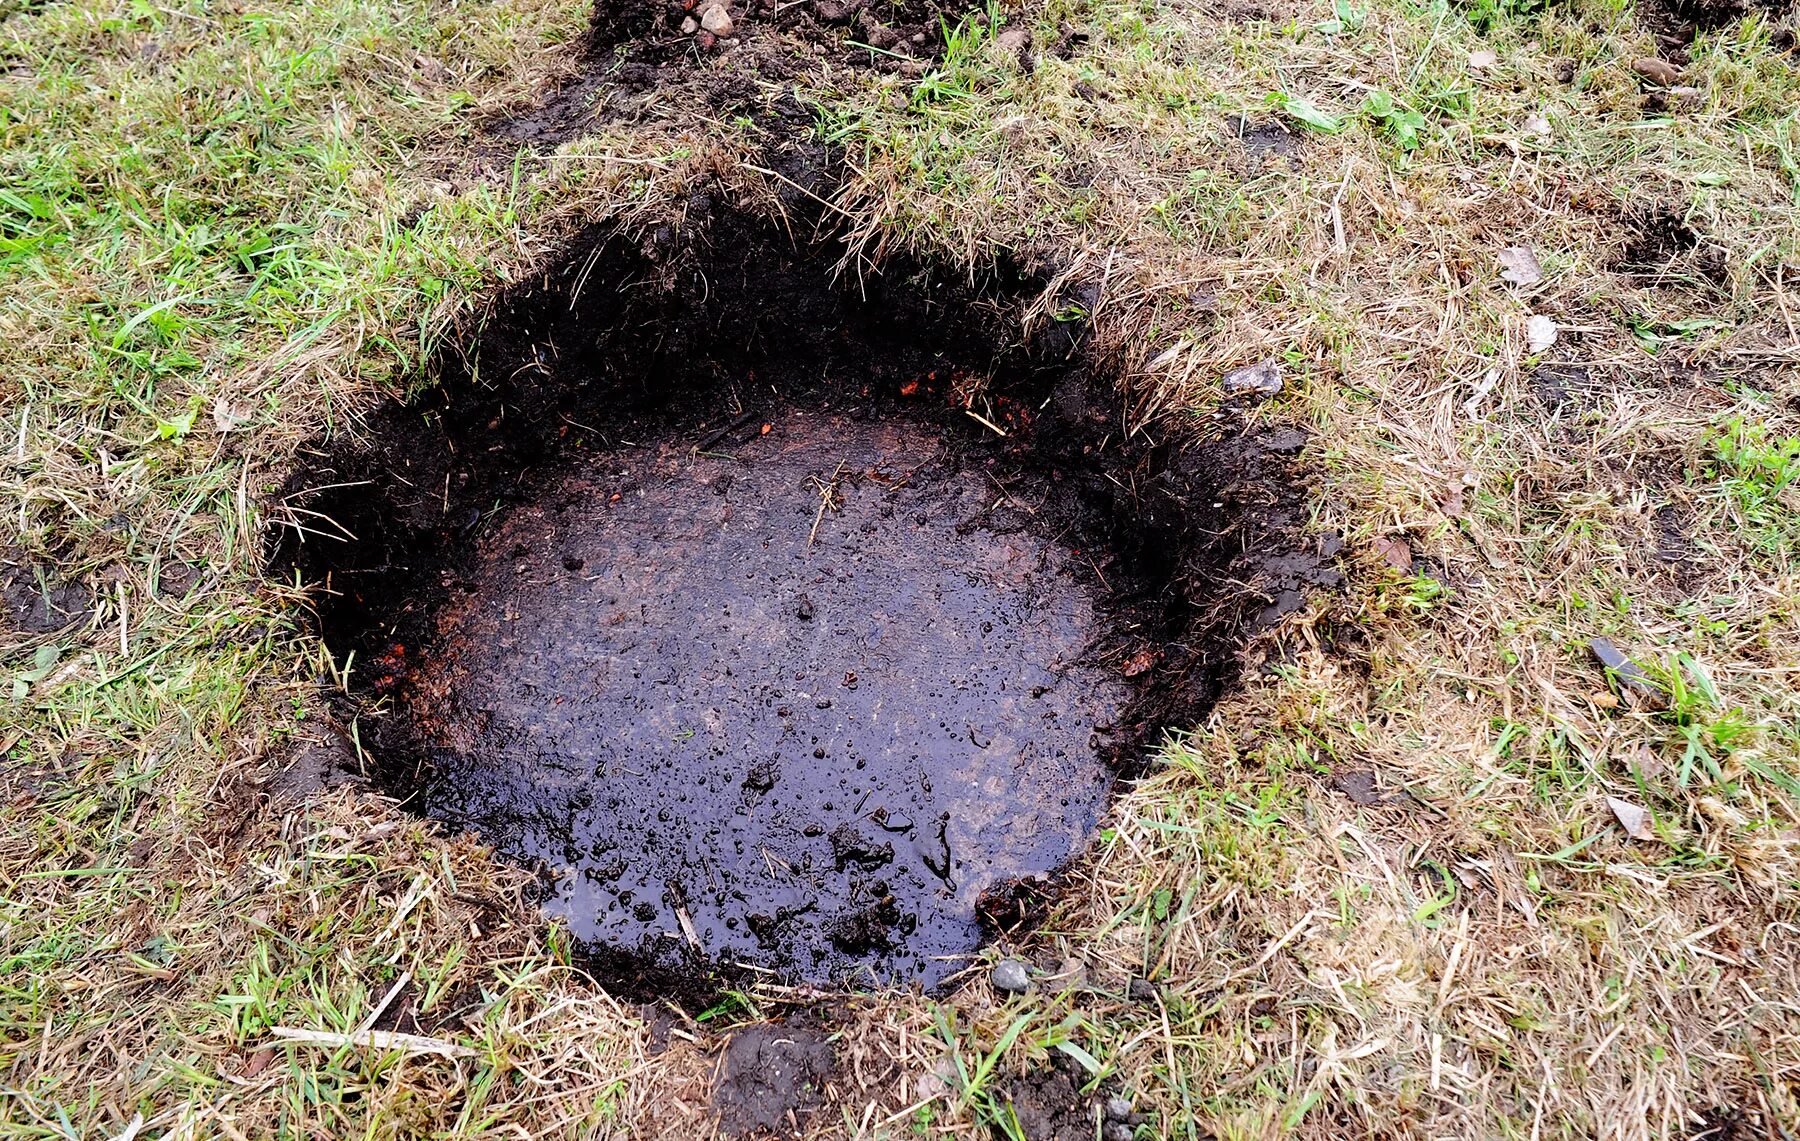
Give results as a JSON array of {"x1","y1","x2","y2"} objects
[{"x1": 276, "y1": 199, "x2": 1330, "y2": 998}]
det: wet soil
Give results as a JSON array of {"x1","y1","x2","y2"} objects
[
  {"x1": 2, "y1": 545, "x2": 91, "y2": 637},
  {"x1": 407, "y1": 408, "x2": 1125, "y2": 983},
  {"x1": 1232, "y1": 115, "x2": 1303, "y2": 168},
  {"x1": 1003, "y1": 1052, "x2": 1129, "y2": 1141},
  {"x1": 713, "y1": 1021, "x2": 834, "y2": 1136},
  {"x1": 490, "y1": 0, "x2": 960, "y2": 149},
  {"x1": 1615, "y1": 203, "x2": 1730, "y2": 290},
  {"x1": 1635, "y1": 0, "x2": 1791, "y2": 35},
  {"x1": 276, "y1": 205, "x2": 1333, "y2": 999}
]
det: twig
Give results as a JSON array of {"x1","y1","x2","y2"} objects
[
  {"x1": 964, "y1": 408, "x2": 1008, "y2": 437},
  {"x1": 696, "y1": 411, "x2": 757, "y2": 454},
  {"x1": 375, "y1": 873, "x2": 429, "y2": 945},
  {"x1": 268, "y1": 1026, "x2": 475, "y2": 1058},
  {"x1": 356, "y1": 970, "x2": 413, "y2": 1035},
  {"x1": 806, "y1": 461, "x2": 847, "y2": 548},
  {"x1": 741, "y1": 163, "x2": 862, "y2": 222}
]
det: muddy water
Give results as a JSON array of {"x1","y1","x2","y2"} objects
[{"x1": 406, "y1": 407, "x2": 1125, "y2": 986}]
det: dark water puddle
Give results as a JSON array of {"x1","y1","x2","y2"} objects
[
  {"x1": 276, "y1": 207, "x2": 1333, "y2": 998},
  {"x1": 410, "y1": 408, "x2": 1123, "y2": 984}
]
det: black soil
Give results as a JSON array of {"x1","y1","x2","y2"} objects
[
  {"x1": 713, "y1": 1022, "x2": 834, "y2": 1136},
  {"x1": 276, "y1": 204, "x2": 1333, "y2": 998},
  {"x1": 491, "y1": 0, "x2": 964, "y2": 148},
  {"x1": 1635, "y1": 0, "x2": 1792, "y2": 35},
  {"x1": 1003, "y1": 1052, "x2": 1132, "y2": 1141},
  {"x1": 407, "y1": 407, "x2": 1126, "y2": 983},
  {"x1": 2, "y1": 545, "x2": 92, "y2": 637}
]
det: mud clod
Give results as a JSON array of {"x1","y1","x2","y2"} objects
[
  {"x1": 713, "y1": 1023, "x2": 835, "y2": 1137},
  {"x1": 3, "y1": 546, "x2": 92, "y2": 635},
  {"x1": 1004, "y1": 1053, "x2": 1125, "y2": 1141}
]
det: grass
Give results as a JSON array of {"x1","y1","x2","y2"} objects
[{"x1": 4, "y1": 0, "x2": 1800, "y2": 1135}]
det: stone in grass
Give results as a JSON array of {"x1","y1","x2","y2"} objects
[
  {"x1": 1632, "y1": 57, "x2": 1681, "y2": 86},
  {"x1": 1220, "y1": 359, "x2": 1283, "y2": 398},
  {"x1": 991, "y1": 958, "x2": 1032, "y2": 995},
  {"x1": 1525, "y1": 314, "x2": 1558, "y2": 353},
  {"x1": 1589, "y1": 637, "x2": 1666, "y2": 710},
  {"x1": 699, "y1": 3, "x2": 734, "y2": 36}
]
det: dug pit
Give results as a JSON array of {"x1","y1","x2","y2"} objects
[{"x1": 278, "y1": 205, "x2": 1330, "y2": 996}]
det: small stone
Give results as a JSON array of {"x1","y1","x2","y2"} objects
[
  {"x1": 830, "y1": 823, "x2": 893, "y2": 870},
  {"x1": 679, "y1": 14, "x2": 697, "y2": 32},
  {"x1": 1589, "y1": 637, "x2": 1666, "y2": 709},
  {"x1": 1525, "y1": 314, "x2": 1558, "y2": 353},
  {"x1": 812, "y1": 0, "x2": 860, "y2": 22},
  {"x1": 1632, "y1": 56, "x2": 1681, "y2": 86},
  {"x1": 699, "y1": 4, "x2": 734, "y2": 34},
  {"x1": 1219, "y1": 358, "x2": 1283, "y2": 398},
  {"x1": 1105, "y1": 1097, "x2": 1134, "y2": 1122},
  {"x1": 991, "y1": 958, "x2": 1031, "y2": 994},
  {"x1": 1102, "y1": 1124, "x2": 1132, "y2": 1141}
]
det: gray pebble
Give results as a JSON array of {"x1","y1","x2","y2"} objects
[
  {"x1": 991, "y1": 958, "x2": 1031, "y2": 994},
  {"x1": 1220, "y1": 358, "x2": 1283, "y2": 398},
  {"x1": 1589, "y1": 637, "x2": 1665, "y2": 708}
]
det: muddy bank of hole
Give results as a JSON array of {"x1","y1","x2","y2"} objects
[{"x1": 278, "y1": 203, "x2": 1328, "y2": 997}]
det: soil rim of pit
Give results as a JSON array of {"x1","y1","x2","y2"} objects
[{"x1": 270, "y1": 191, "x2": 1338, "y2": 1004}]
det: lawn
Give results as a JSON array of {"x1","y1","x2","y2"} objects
[{"x1": 3, "y1": 0, "x2": 1799, "y2": 1136}]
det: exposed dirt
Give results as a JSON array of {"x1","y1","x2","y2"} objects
[
  {"x1": 260, "y1": 729, "x2": 360, "y2": 803},
  {"x1": 276, "y1": 201, "x2": 1334, "y2": 999},
  {"x1": 1330, "y1": 767, "x2": 1411, "y2": 807},
  {"x1": 1002, "y1": 1052, "x2": 1133, "y2": 1141},
  {"x1": 1232, "y1": 115, "x2": 1303, "y2": 168},
  {"x1": 1616, "y1": 203, "x2": 1728, "y2": 289},
  {"x1": 489, "y1": 0, "x2": 964, "y2": 148},
  {"x1": 1686, "y1": 1104, "x2": 1768, "y2": 1141},
  {"x1": 1635, "y1": 0, "x2": 1791, "y2": 35},
  {"x1": 712, "y1": 1021, "x2": 835, "y2": 1137},
  {"x1": 1529, "y1": 361, "x2": 1602, "y2": 412},
  {"x1": 1, "y1": 545, "x2": 91, "y2": 637},
  {"x1": 405, "y1": 408, "x2": 1128, "y2": 983}
]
